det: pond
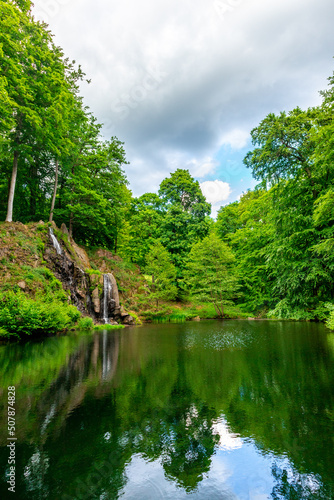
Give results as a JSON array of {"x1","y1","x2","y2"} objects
[{"x1": 0, "y1": 320, "x2": 334, "y2": 499}]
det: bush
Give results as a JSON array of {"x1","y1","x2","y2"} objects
[
  {"x1": 18, "y1": 266, "x2": 69, "y2": 304},
  {"x1": 326, "y1": 313, "x2": 334, "y2": 330},
  {"x1": 0, "y1": 327, "x2": 9, "y2": 338},
  {"x1": 267, "y1": 300, "x2": 313, "y2": 321},
  {"x1": 77, "y1": 317, "x2": 94, "y2": 330},
  {"x1": 325, "y1": 303, "x2": 334, "y2": 330},
  {"x1": 0, "y1": 291, "x2": 80, "y2": 338}
]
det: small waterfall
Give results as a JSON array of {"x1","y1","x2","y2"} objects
[
  {"x1": 102, "y1": 274, "x2": 112, "y2": 324},
  {"x1": 49, "y1": 228, "x2": 62, "y2": 255}
]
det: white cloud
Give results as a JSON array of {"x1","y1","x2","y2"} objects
[
  {"x1": 200, "y1": 180, "x2": 231, "y2": 204},
  {"x1": 219, "y1": 129, "x2": 250, "y2": 150},
  {"x1": 212, "y1": 419, "x2": 243, "y2": 451},
  {"x1": 186, "y1": 158, "x2": 219, "y2": 178}
]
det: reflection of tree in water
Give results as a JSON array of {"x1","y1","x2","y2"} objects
[
  {"x1": 271, "y1": 463, "x2": 332, "y2": 500},
  {"x1": 2, "y1": 330, "x2": 221, "y2": 499},
  {"x1": 130, "y1": 397, "x2": 220, "y2": 492},
  {"x1": 124, "y1": 331, "x2": 221, "y2": 492},
  {"x1": 156, "y1": 344, "x2": 220, "y2": 492},
  {"x1": 108, "y1": 334, "x2": 221, "y2": 494},
  {"x1": 5, "y1": 332, "x2": 121, "y2": 500},
  {"x1": 160, "y1": 402, "x2": 220, "y2": 491}
]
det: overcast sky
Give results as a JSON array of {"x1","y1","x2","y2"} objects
[{"x1": 33, "y1": 0, "x2": 334, "y2": 217}]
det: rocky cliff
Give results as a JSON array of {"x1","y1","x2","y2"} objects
[
  {"x1": 45, "y1": 224, "x2": 135, "y2": 325},
  {"x1": 0, "y1": 221, "x2": 135, "y2": 326}
]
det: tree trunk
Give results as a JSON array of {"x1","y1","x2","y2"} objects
[
  {"x1": 29, "y1": 162, "x2": 38, "y2": 218},
  {"x1": 5, "y1": 150, "x2": 19, "y2": 222},
  {"x1": 69, "y1": 212, "x2": 73, "y2": 237},
  {"x1": 49, "y1": 159, "x2": 59, "y2": 223}
]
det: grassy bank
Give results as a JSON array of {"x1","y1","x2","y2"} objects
[{"x1": 140, "y1": 303, "x2": 250, "y2": 323}]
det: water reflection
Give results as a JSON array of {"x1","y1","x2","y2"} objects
[{"x1": 0, "y1": 321, "x2": 333, "y2": 499}]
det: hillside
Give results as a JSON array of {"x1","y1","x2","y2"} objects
[
  {"x1": 0, "y1": 221, "x2": 143, "y2": 337},
  {"x1": 0, "y1": 221, "x2": 248, "y2": 339}
]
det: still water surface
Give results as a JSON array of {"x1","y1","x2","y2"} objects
[{"x1": 0, "y1": 320, "x2": 334, "y2": 499}]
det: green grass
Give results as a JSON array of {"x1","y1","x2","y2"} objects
[
  {"x1": 93, "y1": 324, "x2": 125, "y2": 330},
  {"x1": 151, "y1": 313, "x2": 187, "y2": 324},
  {"x1": 140, "y1": 302, "x2": 249, "y2": 323}
]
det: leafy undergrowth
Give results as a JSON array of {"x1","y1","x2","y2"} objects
[
  {"x1": 267, "y1": 299, "x2": 333, "y2": 323},
  {"x1": 326, "y1": 312, "x2": 334, "y2": 330},
  {"x1": 75, "y1": 318, "x2": 125, "y2": 331},
  {"x1": 140, "y1": 303, "x2": 249, "y2": 323},
  {"x1": 0, "y1": 291, "x2": 81, "y2": 338}
]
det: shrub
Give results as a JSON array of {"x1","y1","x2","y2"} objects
[
  {"x1": 267, "y1": 300, "x2": 314, "y2": 321},
  {"x1": 0, "y1": 291, "x2": 80, "y2": 338},
  {"x1": 325, "y1": 303, "x2": 334, "y2": 330},
  {"x1": 77, "y1": 317, "x2": 94, "y2": 330},
  {"x1": 0, "y1": 327, "x2": 9, "y2": 338},
  {"x1": 326, "y1": 313, "x2": 334, "y2": 330}
]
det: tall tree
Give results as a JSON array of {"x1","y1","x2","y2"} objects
[
  {"x1": 158, "y1": 169, "x2": 211, "y2": 287},
  {"x1": 244, "y1": 107, "x2": 318, "y2": 197},
  {"x1": 145, "y1": 241, "x2": 177, "y2": 307},
  {"x1": 185, "y1": 233, "x2": 239, "y2": 318},
  {"x1": 0, "y1": 1, "x2": 81, "y2": 221},
  {"x1": 121, "y1": 193, "x2": 164, "y2": 267},
  {"x1": 221, "y1": 189, "x2": 275, "y2": 313}
]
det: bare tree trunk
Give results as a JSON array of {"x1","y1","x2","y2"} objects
[
  {"x1": 49, "y1": 159, "x2": 59, "y2": 223},
  {"x1": 69, "y1": 212, "x2": 73, "y2": 237},
  {"x1": 5, "y1": 150, "x2": 19, "y2": 222}
]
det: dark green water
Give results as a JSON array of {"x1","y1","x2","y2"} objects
[{"x1": 0, "y1": 320, "x2": 334, "y2": 499}]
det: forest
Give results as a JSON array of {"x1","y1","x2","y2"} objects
[{"x1": 1, "y1": 0, "x2": 334, "y2": 333}]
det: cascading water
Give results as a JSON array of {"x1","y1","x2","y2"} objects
[
  {"x1": 49, "y1": 228, "x2": 62, "y2": 255},
  {"x1": 102, "y1": 274, "x2": 112, "y2": 324}
]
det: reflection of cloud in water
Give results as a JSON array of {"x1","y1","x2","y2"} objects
[
  {"x1": 185, "y1": 330, "x2": 254, "y2": 351},
  {"x1": 212, "y1": 418, "x2": 243, "y2": 451},
  {"x1": 121, "y1": 453, "x2": 237, "y2": 499}
]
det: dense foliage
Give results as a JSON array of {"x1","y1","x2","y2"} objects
[
  {"x1": 217, "y1": 77, "x2": 334, "y2": 320},
  {"x1": 0, "y1": 290, "x2": 80, "y2": 337},
  {"x1": 2, "y1": 1, "x2": 334, "y2": 326}
]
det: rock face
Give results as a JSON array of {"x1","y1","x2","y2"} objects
[
  {"x1": 44, "y1": 226, "x2": 131, "y2": 325},
  {"x1": 91, "y1": 288, "x2": 100, "y2": 314}
]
